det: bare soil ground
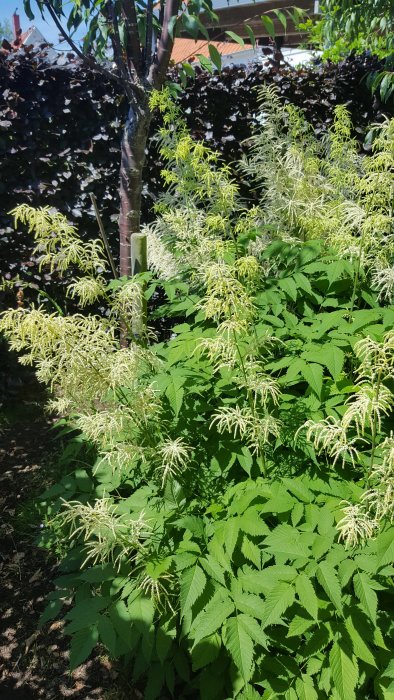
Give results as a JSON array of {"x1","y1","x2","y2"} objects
[{"x1": 0, "y1": 386, "x2": 119, "y2": 700}]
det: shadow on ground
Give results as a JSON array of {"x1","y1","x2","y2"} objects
[{"x1": 0, "y1": 369, "x2": 117, "y2": 699}]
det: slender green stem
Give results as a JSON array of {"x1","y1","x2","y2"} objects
[
  {"x1": 231, "y1": 327, "x2": 267, "y2": 475},
  {"x1": 349, "y1": 229, "x2": 366, "y2": 313},
  {"x1": 90, "y1": 193, "x2": 118, "y2": 279},
  {"x1": 369, "y1": 368, "x2": 383, "y2": 474}
]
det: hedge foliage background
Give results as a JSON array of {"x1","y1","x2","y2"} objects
[{"x1": 1, "y1": 49, "x2": 393, "y2": 306}]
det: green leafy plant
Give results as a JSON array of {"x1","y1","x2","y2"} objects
[
  {"x1": 1, "y1": 92, "x2": 393, "y2": 698},
  {"x1": 300, "y1": 0, "x2": 394, "y2": 102}
]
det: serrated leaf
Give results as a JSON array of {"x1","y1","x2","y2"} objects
[
  {"x1": 376, "y1": 529, "x2": 394, "y2": 566},
  {"x1": 338, "y1": 558, "x2": 356, "y2": 587},
  {"x1": 191, "y1": 633, "x2": 221, "y2": 671},
  {"x1": 69, "y1": 626, "x2": 99, "y2": 670},
  {"x1": 321, "y1": 346, "x2": 345, "y2": 380},
  {"x1": 302, "y1": 625, "x2": 331, "y2": 657},
  {"x1": 279, "y1": 276, "x2": 298, "y2": 301},
  {"x1": 240, "y1": 507, "x2": 269, "y2": 536},
  {"x1": 238, "y1": 613, "x2": 268, "y2": 649},
  {"x1": 65, "y1": 596, "x2": 109, "y2": 633},
  {"x1": 241, "y1": 535, "x2": 261, "y2": 568},
  {"x1": 301, "y1": 363, "x2": 323, "y2": 399},
  {"x1": 353, "y1": 572, "x2": 377, "y2": 625},
  {"x1": 260, "y1": 582, "x2": 295, "y2": 629},
  {"x1": 296, "y1": 573, "x2": 318, "y2": 621},
  {"x1": 165, "y1": 371, "x2": 185, "y2": 417},
  {"x1": 345, "y1": 616, "x2": 377, "y2": 667},
  {"x1": 287, "y1": 614, "x2": 315, "y2": 637},
  {"x1": 264, "y1": 523, "x2": 310, "y2": 559},
  {"x1": 156, "y1": 626, "x2": 174, "y2": 663},
  {"x1": 128, "y1": 593, "x2": 154, "y2": 632},
  {"x1": 224, "y1": 518, "x2": 240, "y2": 560},
  {"x1": 382, "y1": 659, "x2": 394, "y2": 679},
  {"x1": 180, "y1": 565, "x2": 207, "y2": 617},
  {"x1": 200, "y1": 555, "x2": 226, "y2": 586},
  {"x1": 39, "y1": 598, "x2": 64, "y2": 628},
  {"x1": 329, "y1": 642, "x2": 358, "y2": 700},
  {"x1": 192, "y1": 590, "x2": 234, "y2": 645},
  {"x1": 292, "y1": 501, "x2": 304, "y2": 526},
  {"x1": 295, "y1": 676, "x2": 318, "y2": 700},
  {"x1": 239, "y1": 565, "x2": 296, "y2": 596},
  {"x1": 317, "y1": 562, "x2": 343, "y2": 615},
  {"x1": 97, "y1": 615, "x2": 117, "y2": 655},
  {"x1": 224, "y1": 616, "x2": 254, "y2": 681},
  {"x1": 282, "y1": 478, "x2": 312, "y2": 503},
  {"x1": 233, "y1": 591, "x2": 265, "y2": 620}
]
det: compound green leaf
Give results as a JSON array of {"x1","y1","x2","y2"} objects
[
  {"x1": 192, "y1": 590, "x2": 234, "y2": 645},
  {"x1": 260, "y1": 582, "x2": 295, "y2": 629},
  {"x1": 224, "y1": 517, "x2": 241, "y2": 560},
  {"x1": 296, "y1": 573, "x2": 318, "y2": 621},
  {"x1": 376, "y1": 529, "x2": 394, "y2": 567},
  {"x1": 241, "y1": 535, "x2": 261, "y2": 569},
  {"x1": 97, "y1": 615, "x2": 117, "y2": 656},
  {"x1": 191, "y1": 633, "x2": 221, "y2": 671},
  {"x1": 353, "y1": 572, "x2": 377, "y2": 625},
  {"x1": 224, "y1": 615, "x2": 254, "y2": 681},
  {"x1": 70, "y1": 626, "x2": 99, "y2": 671},
  {"x1": 240, "y1": 507, "x2": 270, "y2": 536},
  {"x1": 317, "y1": 562, "x2": 343, "y2": 615},
  {"x1": 295, "y1": 675, "x2": 318, "y2": 700},
  {"x1": 238, "y1": 613, "x2": 269, "y2": 649},
  {"x1": 264, "y1": 524, "x2": 310, "y2": 559},
  {"x1": 287, "y1": 614, "x2": 315, "y2": 637},
  {"x1": 200, "y1": 555, "x2": 226, "y2": 586},
  {"x1": 180, "y1": 565, "x2": 207, "y2": 618},
  {"x1": 128, "y1": 593, "x2": 154, "y2": 632},
  {"x1": 345, "y1": 616, "x2": 377, "y2": 667},
  {"x1": 329, "y1": 642, "x2": 358, "y2": 700},
  {"x1": 301, "y1": 362, "x2": 323, "y2": 399}
]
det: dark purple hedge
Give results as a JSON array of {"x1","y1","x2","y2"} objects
[{"x1": 0, "y1": 50, "x2": 392, "y2": 308}]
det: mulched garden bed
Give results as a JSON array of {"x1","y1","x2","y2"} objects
[{"x1": 0, "y1": 378, "x2": 123, "y2": 700}]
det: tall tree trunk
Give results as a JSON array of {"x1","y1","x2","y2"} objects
[{"x1": 119, "y1": 97, "x2": 151, "y2": 277}]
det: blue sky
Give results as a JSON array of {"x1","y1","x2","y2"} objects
[{"x1": 0, "y1": 0, "x2": 84, "y2": 48}]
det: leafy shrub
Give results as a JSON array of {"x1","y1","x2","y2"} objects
[{"x1": 1, "y1": 91, "x2": 393, "y2": 699}]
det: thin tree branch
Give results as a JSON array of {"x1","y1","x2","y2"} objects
[
  {"x1": 107, "y1": 0, "x2": 136, "y2": 101},
  {"x1": 144, "y1": 0, "x2": 154, "y2": 74},
  {"x1": 120, "y1": 0, "x2": 142, "y2": 73},
  {"x1": 150, "y1": 0, "x2": 179, "y2": 87},
  {"x1": 43, "y1": 0, "x2": 123, "y2": 90},
  {"x1": 90, "y1": 193, "x2": 118, "y2": 278},
  {"x1": 156, "y1": 0, "x2": 165, "y2": 44}
]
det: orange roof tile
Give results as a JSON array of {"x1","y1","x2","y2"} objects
[{"x1": 171, "y1": 38, "x2": 248, "y2": 64}]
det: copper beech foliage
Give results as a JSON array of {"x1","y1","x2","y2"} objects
[{"x1": 0, "y1": 49, "x2": 393, "y2": 308}]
